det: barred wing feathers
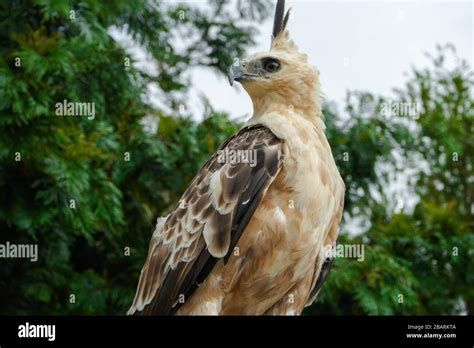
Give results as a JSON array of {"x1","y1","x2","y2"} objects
[{"x1": 128, "y1": 125, "x2": 284, "y2": 315}]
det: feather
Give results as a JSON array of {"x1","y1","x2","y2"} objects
[
  {"x1": 282, "y1": 7, "x2": 291, "y2": 32},
  {"x1": 305, "y1": 195, "x2": 345, "y2": 307},
  {"x1": 128, "y1": 125, "x2": 284, "y2": 315},
  {"x1": 272, "y1": 0, "x2": 291, "y2": 39},
  {"x1": 272, "y1": 0, "x2": 286, "y2": 39}
]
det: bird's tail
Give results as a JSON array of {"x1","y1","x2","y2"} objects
[{"x1": 127, "y1": 216, "x2": 168, "y2": 315}]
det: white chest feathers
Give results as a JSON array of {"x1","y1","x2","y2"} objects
[{"x1": 248, "y1": 112, "x2": 345, "y2": 232}]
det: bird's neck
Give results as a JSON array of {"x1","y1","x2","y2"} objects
[
  {"x1": 250, "y1": 92, "x2": 322, "y2": 120},
  {"x1": 247, "y1": 98, "x2": 327, "y2": 142}
]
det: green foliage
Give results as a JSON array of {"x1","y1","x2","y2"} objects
[
  {"x1": 311, "y1": 44, "x2": 474, "y2": 315},
  {"x1": 0, "y1": 0, "x2": 471, "y2": 316}
]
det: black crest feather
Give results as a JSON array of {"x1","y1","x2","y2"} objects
[{"x1": 272, "y1": 0, "x2": 291, "y2": 38}]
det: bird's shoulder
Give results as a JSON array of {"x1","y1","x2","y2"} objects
[{"x1": 128, "y1": 123, "x2": 285, "y2": 315}]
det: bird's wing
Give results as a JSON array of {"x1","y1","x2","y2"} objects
[
  {"x1": 305, "y1": 195, "x2": 344, "y2": 307},
  {"x1": 305, "y1": 257, "x2": 334, "y2": 308},
  {"x1": 128, "y1": 124, "x2": 284, "y2": 315}
]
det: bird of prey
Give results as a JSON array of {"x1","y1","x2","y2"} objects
[{"x1": 128, "y1": 0, "x2": 345, "y2": 315}]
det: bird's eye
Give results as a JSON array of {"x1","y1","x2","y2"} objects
[{"x1": 263, "y1": 58, "x2": 281, "y2": 73}]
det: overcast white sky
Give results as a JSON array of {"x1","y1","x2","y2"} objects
[{"x1": 184, "y1": 0, "x2": 473, "y2": 120}]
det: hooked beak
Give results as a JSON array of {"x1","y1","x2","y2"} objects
[
  {"x1": 228, "y1": 64, "x2": 245, "y2": 86},
  {"x1": 228, "y1": 63, "x2": 258, "y2": 86}
]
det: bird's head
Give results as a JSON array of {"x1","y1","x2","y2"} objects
[{"x1": 229, "y1": 0, "x2": 322, "y2": 117}]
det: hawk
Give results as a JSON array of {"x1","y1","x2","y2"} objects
[{"x1": 128, "y1": 0, "x2": 345, "y2": 315}]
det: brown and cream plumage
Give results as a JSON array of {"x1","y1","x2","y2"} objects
[{"x1": 128, "y1": 0, "x2": 345, "y2": 316}]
